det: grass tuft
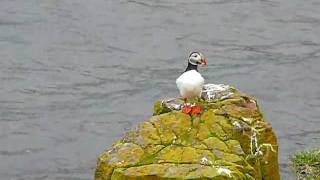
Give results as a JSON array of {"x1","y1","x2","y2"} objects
[
  {"x1": 293, "y1": 149, "x2": 320, "y2": 166},
  {"x1": 292, "y1": 149, "x2": 320, "y2": 180}
]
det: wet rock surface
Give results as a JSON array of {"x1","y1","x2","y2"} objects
[{"x1": 95, "y1": 84, "x2": 279, "y2": 179}]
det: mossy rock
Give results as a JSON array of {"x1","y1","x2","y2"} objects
[{"x1": 95, "y1": 85, "x2": 279, "y2": 180}]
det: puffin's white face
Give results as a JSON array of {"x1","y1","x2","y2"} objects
[{"x1": 188, "y1": 52, "x2": 208, "y2": 66}]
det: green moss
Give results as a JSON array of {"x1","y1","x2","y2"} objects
[
  {"x1": 226, "y1": 140, "x2": 245, "y2": 155},
  {"x1": 203, "y1": 137, "x2": 230, "y2": 153},
  {"x1": 292, "y1": 149, "x2": 320, "y2": 179},
  {"x1": 153, "y1": 101, "x2": 162, "y2": 115},
  {"x1": 153, "y1": 100, "x2": 171, "y2": 115}
]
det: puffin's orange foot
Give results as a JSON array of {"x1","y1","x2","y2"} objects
[
  {"x1": 182, "y1": 104, "x2": 192, "y2": 114},
  {"x1": 191, "y1": 103, "x2": 201, "y2": 114}
]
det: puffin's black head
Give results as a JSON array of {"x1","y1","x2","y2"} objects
[{"x1": 185, "y1": 51, "x2": 208, "y2": 72}]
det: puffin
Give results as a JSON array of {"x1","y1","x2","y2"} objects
[{"x1": 176, "y1": 51, "x2": 208, "y2": 114}]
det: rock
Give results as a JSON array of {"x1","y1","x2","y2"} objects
[{"x1": 95, "y1": 84, "x2": 280, "y2": 180}]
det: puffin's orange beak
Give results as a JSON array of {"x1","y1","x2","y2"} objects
[{"x1": 200, "y1": 56, "x2": 208, "y2": 66}]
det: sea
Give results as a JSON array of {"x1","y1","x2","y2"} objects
[{"x1": 1, "y1": 0, "x2": 320, "y2": 179}]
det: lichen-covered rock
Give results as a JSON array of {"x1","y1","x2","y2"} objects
[{"x1": 95, "y1": 84, "x2": 279, "y2": 180}]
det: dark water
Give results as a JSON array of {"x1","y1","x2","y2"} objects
[{"x1": 1, "y1": 0, "x2": 320, "y2": 179}]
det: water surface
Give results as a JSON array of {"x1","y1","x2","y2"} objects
[{"x1": 1, "y1": 0, "x2": 320, "y2": 179}]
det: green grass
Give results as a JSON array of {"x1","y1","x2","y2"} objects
[{"x1": 292, "y1": 149, "x2": 320, "y2": 180}]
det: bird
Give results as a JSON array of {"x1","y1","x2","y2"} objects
[{"x1": 176, "y1": 51, "x2": 208, "y2": 114}]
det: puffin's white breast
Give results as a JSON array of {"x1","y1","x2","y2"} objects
[{"x1": 176, "y1": 70, "x2": 205, "y2": 98}]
